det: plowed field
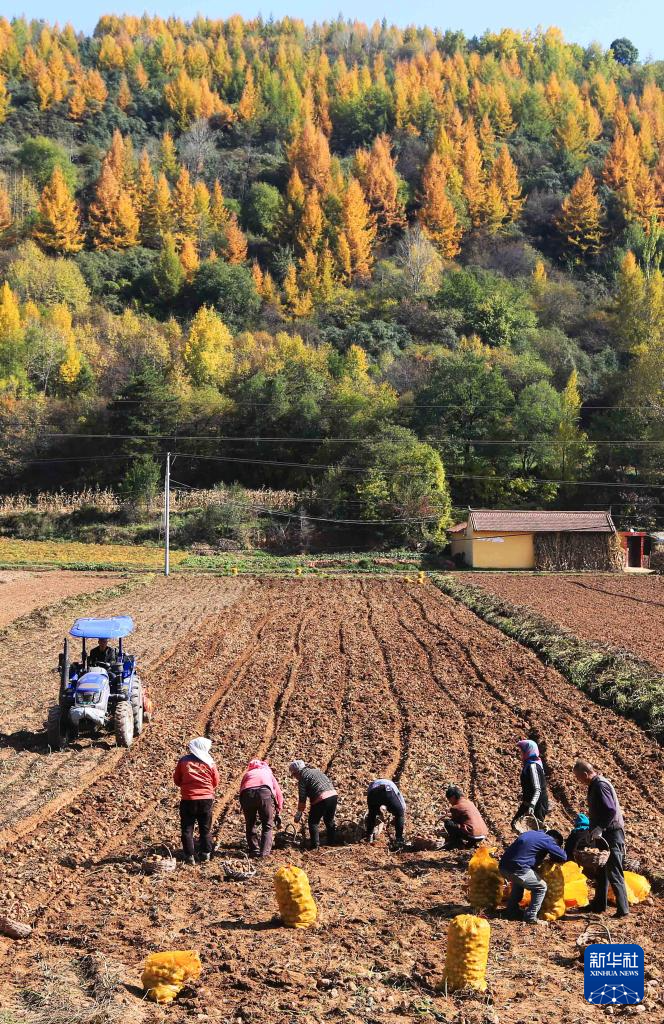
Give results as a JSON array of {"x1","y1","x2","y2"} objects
[
  {"x1": 460, "y1": 572, "x2": 664, "y2": 671},
  {"x1": 0, "y1": 569, "x2": 120, "y2": 628},
  {"x1": 1, "y1": 577, "x2": 662, "y2": 1024}
]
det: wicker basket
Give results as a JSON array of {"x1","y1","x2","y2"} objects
[
  {"x1": 513, "y1": 814, "x2": 543, "y2": 834},
  {"x1": 576, "y1": 922, "x2": 612, "y2": 960},
  {"x1": 274, "y1": 824, "x2": 303, "y2": 850},
  {"x1": 141, "y1": 844, "x2": 177, "y2": 875},
  {"x1": 574, "y1": 837, "x2": 610, "y2": 877},
  {"x1": 221, "y1": 854, "x2": 257, "y2": 882}
]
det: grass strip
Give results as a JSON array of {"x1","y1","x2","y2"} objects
[{"x1": 432, "y1": 574, "x2": 664, "y2": 744}]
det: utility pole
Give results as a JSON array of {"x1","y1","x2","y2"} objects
[{"x1": 164, "y1": 451, "x2": 170, "y2": 577}]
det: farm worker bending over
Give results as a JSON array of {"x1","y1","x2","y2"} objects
[
  {"x1": 289, "y1": 760, "x2": 337, "y2": 850},
  {"x1": 442, "y1": 786, "x2": 487, "y2": 849},
  {"x1": 89, "y1": 637, "x2": 115, "y2": 666},
  {"x1": 564, "y1": 812, "x2": 590, "y2": 859},
  {"x1": 499, "y1": 829, "x2": 566, "y2": 925},
  {"x1": 173, "y1": 738, "x2": 220, "y2": 866},
  {"x1": 511, "y1": 739, "x2": 549, "y2": 829},
  {"x1": 239, "y1": 758, "x2": 284, "y2": 858},
  {"x1": 366, "y1": 779, "x2": 406, "y2": 846},
  {"x1": 573, "y1": 760, "x2": 629, "y2": 918}
]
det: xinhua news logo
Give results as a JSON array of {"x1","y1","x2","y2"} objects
[{"x1": 584, "y1": 944, "x2": 644, "y2": 1005}]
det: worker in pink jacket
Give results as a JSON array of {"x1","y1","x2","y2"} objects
[{"x1": 239, "y1": 758, "x2": 284, "y2": 858}]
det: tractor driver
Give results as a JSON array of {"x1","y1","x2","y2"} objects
[{"x1": 88, "y1": 638, "x2": 116, "y2": 667}]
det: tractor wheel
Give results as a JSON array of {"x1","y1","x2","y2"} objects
[
  {"x1": 131, "y1": 685, "x2": 144, "y2": 737},
  {"x1": 47, "y1": 706, "x2": 67, "y2": 752},
  {"x1": 114, "y1": 703, "x2": 134, "y2": 748}
]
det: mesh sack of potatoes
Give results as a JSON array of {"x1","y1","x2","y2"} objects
[
  {"x1": 540, "y1": 859, "x2": 566, "y2": 921},
  {"x1": 467, "y1": 847, "x2": 504, "y2": 911},
  {"x1": 141, "y1": 950, "x2": 202, "y2": 1004},
  {"x1": 445, "y1": 914, "x2": 491, "y2": 992},
  {"x1": 273, "y1": 865, "x2": 317, "y2": 928}
]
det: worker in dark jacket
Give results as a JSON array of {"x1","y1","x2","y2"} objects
[
  {"x1": 573, "y1": 759, "x2": 629, "y2": 917},
  {"x1": 443, "y1": 786, "x2": 488, "y2": 849},
  {"x1": 88, "y1": 638, "x2": 115, "y2": 666},
  {"x1": 366, "y1": 779, "x2": 406, "y2": 846},
  {"x1": 511, "y1": 739, "x2": 549, "y2": 828},
  {"x1": 500, "y1": 829, "x2": 567, "y2": 924},
  {"x1": 289, "y1": 760, "x2": 337, "y2": 850}
]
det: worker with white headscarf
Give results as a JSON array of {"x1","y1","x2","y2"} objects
[{"x1": 173, "y1": 737, "x2": 220, "y2": 865}]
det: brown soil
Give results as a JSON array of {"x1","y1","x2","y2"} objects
[
  {"x1": 0, "y1": 577, "x2": 662, "y2": 1024},
  {"x1": 459, "y1": 572, "x2": 664, "y2": 671},
  {"x1": 0, "y1": 569, "x2": 122, "y2": 628}
]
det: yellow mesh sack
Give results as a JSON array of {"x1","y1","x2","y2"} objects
[
  {"x1": 562, "y1": 860, "x2": 590, "y2": 909},
  {"x1": 444, "y1": 914, "x2": 490, "y2": 992},
  {"x1": 609, "y1": 871, "x2": 651, "y2": 906},
  {"x1": 142, "y1": 950, "x2": 202, "y2": 1004},
  {"x1": 467, "y1": 847, "x2": 503, "y2": 911},
  {"x1": 273, "y1": 865, "x2": 317, "y2": 928},
  {"x1": 540, "y1": 860, "x2": 566, "y2": 921}
]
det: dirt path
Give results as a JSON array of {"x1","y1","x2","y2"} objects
[
  {"x1": 1, "y1": 577, "x2": 662, "y2": 1024},
  {"x1": 0, "y1": 569, "x2": 122, "y2": 628},
  {"x1": 460, "y1": 572, "x2": 664, "y2": 671}
]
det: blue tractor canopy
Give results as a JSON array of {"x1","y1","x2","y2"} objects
[{"x1": 70, "y1": 616, "x2": 135, "y2": 640}]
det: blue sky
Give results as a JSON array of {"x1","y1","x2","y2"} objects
[{"x1": 8, "y1": 1, "x2": 664, "y2": 61}]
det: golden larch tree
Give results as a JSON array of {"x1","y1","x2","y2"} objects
[
  {"x1": 556, "y1": 166, "x2": 604, "y2": 260},
  {"x1": 492, "y1": 144, "x2": 524, "y2": 221},
  {"x1": 33, "y1": 166, "x2": 84, "y2": 254},
  {"x1": 461, "y1": 120, "x2": 486, "y2": 227},
  {"x1": 0, "y1": 183, "x2": 12, "y2": 236},
  {"x1": 289, "y1": 116, "x2": 332, "y2": 193},
  {"x1": 295, "y1": 188, "x2": 324, "y2": 253},
  {"x1": 172, "y1": 166, "x2": 198, "y2": 243},
  {"x1": 357, "y1": 133, "x2": 405, "y2": 234},
  {"x1": 341, "y1": 176, "x2": 377, "y2": 281},
  {"x1": 224, "y1": 214, "x2": 249, "y2": 264},
  {"x1": 418, "y1": 152, "x2": 462, "y2": 259},
  {"x1": 89, "y1": 161, "x2": 139, "y2": 249}
]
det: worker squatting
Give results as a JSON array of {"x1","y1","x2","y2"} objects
[{"x1": 172, "y1": 735, "x2": 630, "y2": 924}]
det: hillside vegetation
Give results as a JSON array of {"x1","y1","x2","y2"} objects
[{"x1": 0, "y1": 16, "x2": 663, "y2": 541}]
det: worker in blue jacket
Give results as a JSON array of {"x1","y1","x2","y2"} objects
[{"x1": 499, "y1": 829, "x2": 567, "y2": 925}]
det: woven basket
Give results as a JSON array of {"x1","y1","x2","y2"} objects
[
  {"x1": 274, "y1": 824, "x2": 302, "y2": 850},
  {"x1": 574, "y1": 837, "x2": 610, "y2": 877},
  {"x1": 576, "y1": 922, "x2": 612, "y2": 960},
  {"x1": 512, "y1": 814, "x2": 543, "y2": 834},
  {"x1": 141, "y1": 844, "x2": 177, "y2": 875},
  {"x1": 221, "y1": 854, "x2": 257, "y2": 882}
]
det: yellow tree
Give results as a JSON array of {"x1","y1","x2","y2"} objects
[
  {"x1": 33, "y1": 166, "x2": 84, "y2": 254},
  {"x1": 418, "y1": 152, "x2": 462, "y2": 259},
  {"x1": 179, "y1": 237, "x2": 200, "y2": 280},
  {"x1": 483, "y1": 179, "x2": 509, "y2": 234},
  {"x1": 117, "y1": 74, "x2": 132, "y2": 111},
  {"x1": 289, "y1": 116, "x2": 332, "y2": 193},
  {"x1": 461, "y1": 120, "x2": 486, "y2": 227},
  {"x1": 183, "y1": 306, "x2": 234, "y2": 385},
  {"x1": 357, "y1": 133, "x2": 405, "y2": 234},
  {"x1": 282, "y1": 262, "x2": 313, "y2": 318},
  {"x1": 295, "y1": 188, "x2": 323, "y2": 253},
  {"x1": 556, "y1": 167, "x2": 604, "y2": 260},
  {"x1": 159, "y1": 132, "x2": 179, "y2": 181},
  {"x1": 0, "y1": 282, "x2": 22, "y2": 341},
  {"x1": 554, "y1": 110, "x2": 588, "y2": 164},
  {"x1": 164, "y1": 69, "x2": 201, "y2": 129},
  {"x1": 89, "y1": 161, "x2": 139, "y2": 249},
  {"x1": 0, "y1": 183, "x2": 12, "y2": 236},
  {"x1": 223, "y1": 214, "x2": 248, "y2": 264},
  {"x1": 491, "y1": 144, "x2": 524, "y2": 221},
  {"x1": 342, "y1": 177, "x2": 377, "y2": 281},
  {"x1": 612, "y1": 250, "x2": 647, "y2": 350},
  {"x1": 172, "y1": 166, "x2": 197, "y2": 243},
  {"x1": 0, "y1": 74, "x2": 10, "y2": 125},
  {"x1": 68, "y1": 84, "x2": 86, "y2": 120},
  {"x1": 210, "y1": 179, "x2": 229, "y2": 234},
  {"x1": 144, "y1": 173, "x2": 173, "y2": 245}
]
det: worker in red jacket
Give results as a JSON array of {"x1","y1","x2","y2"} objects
[{"x1": 173, "y1": 737, "x2": 220, "y2": 865}]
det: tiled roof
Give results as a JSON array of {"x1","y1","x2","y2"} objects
[
  {"x1": 448, "y1": 521, "x2": 468, "y2": 534},
  {"x1": 468, "y1": 509, "x2": 615, "y2": 534}
]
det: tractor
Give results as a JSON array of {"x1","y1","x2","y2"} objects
[{"x1": 47, "y1": 616, "x2": 150, "y2": 751}]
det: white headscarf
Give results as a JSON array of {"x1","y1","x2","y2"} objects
[
  {"x1": 289, "y1": 759, "x2": 306, "y2": 776},
  {"x1": 188, "y1": 737, "x2": 215, "y2": 768}
]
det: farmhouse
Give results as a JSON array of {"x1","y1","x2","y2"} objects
[{"x1": 449, "y1": 509, "x2": 621, "y2": 571}]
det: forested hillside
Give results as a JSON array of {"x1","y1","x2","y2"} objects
[{"x1": 0, "y1": 15, "x2": 662, "y2": 540}]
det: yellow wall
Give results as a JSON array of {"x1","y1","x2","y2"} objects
[{"x1": 451, "y1": 531, "x2": 535, "y2": 569}]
